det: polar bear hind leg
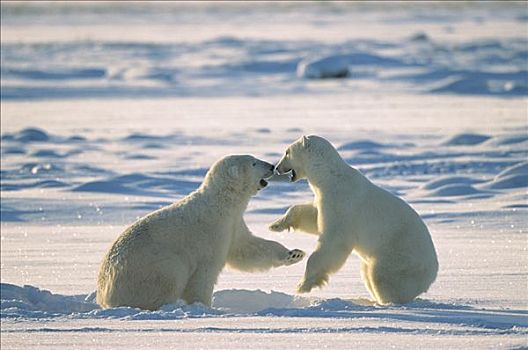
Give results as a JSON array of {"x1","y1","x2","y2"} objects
[
  {"x1": 366, "y1": 259, "x2": 430, "y2": 305},
  {"x1": 182, "y1": 266, "x2": 220, "y2": 306},
  {"x1": 360, "y1": 261, "x2": 376, "y2": 301},
  {"x1": 102, "y1": 261, "x2": 190, "y2": 310}
]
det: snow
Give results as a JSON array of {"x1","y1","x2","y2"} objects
[{"x1": 1, "y1": 1, "x2": 527, "y2": 349}]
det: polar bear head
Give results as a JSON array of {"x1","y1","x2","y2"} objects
[
  {"x1": 275, "y1": 135, "x2": 340, "y2": 182},
  {"x1": 205, "y1": 155, "x2": 275, "y2": 195}
]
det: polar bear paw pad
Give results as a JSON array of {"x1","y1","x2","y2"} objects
[{"x1": 284, "y1": 249, "x2": 305, "y2": 265}]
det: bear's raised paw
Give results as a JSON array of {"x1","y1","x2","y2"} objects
[{"x1": 284, "y1": 249, "x2": 305, "y2": 265}]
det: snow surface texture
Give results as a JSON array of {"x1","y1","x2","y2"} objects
[
  {"x1": 1, "y1": 3, "x2": 528, "y2": 99},
  {"x1": 1, "y1": 2, "x2": 527, "y2": 349}
]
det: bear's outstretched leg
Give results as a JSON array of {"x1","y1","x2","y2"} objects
[
  {"x1": 297, "y1": 235, "x2": 352, "y2": 293},
  {"x1": 269, "y1": 202, "x2": 319, "y2": 234},
  {"x1": 227, "y1": 232, "x2": 305, "y2": 272}
]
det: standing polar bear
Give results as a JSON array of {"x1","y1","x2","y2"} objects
[
  {"x1": 97, "y1": 155, "x2": 305, "y2": 310},
  {"x1": 270, "y1": 135, "x2": 438, "y2": 304}
]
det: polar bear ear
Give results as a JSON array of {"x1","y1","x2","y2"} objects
[
  {"x1": 228, "y1": 166, "x2": 239, "y2": 178},
  {"x1": 301, "y1": 135, "x2": 309, "y2": 148}
]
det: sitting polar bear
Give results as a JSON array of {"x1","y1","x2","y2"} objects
[
  {"x1": 270, "y1": 135, "x2": 438, "y2": 304},
  {"x1": 97, "y1": 155, "x2": 305, "y2": 310}
]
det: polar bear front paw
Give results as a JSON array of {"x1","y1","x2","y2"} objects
[
  {"x1": 269, "y1": 218, "x2": 291, "y2": 232},
  {"x1": 296, "y1": 274, "x2": 328, "y2": 293},
  {"x1": 283, "y1": 249, "x2": 305, "y2": 265},
  {"x1": 296, "y1": 281, "x2": 313, "y2": 294}
]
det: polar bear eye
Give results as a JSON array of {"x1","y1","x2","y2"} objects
[{"x1": 252, "y1": 162, "x2": 257, "y2": 167}]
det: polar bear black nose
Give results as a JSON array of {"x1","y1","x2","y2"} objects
[{"x1": 270, "y1": 164, "x2": 275, "y2": 171}]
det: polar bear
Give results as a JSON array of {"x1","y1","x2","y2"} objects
[
  {"x1": 269, "y1": 136, "x2": 438, "y2": 304},
  {"x1": 97, "y1": 155, "x2": 305, "y2": 310}
]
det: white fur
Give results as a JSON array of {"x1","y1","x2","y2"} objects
[
  {"x1": 270, "y1": 135, "x2": 438, "y2": 304},
  {"x1": 97, "y1": 155, "x2": 305, "y2": 310}
]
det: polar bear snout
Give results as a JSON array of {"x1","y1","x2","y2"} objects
[
  {"x1": 275, "y1": 165, "x2": 291, "y2": 175},
  {"x1": 275, "y1": 157, "x2": 298, "y2": 182},
  {"x1": 258, "y1": 161, "x2": 275, "y2": 179},
  {"x1": 274, "y1": 155, "x2": 291, "y2": 175},
  {"x1": 255, "y1": 160, "x2": 275, "y2": 190},
  {"x1": 265, "y1": 163, "x2": 275, "y2": 177}
]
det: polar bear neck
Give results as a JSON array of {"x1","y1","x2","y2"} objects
[
  {"x1": 199, "y1": 177, "x2": 252, "y2": 212},
  {"x1": 303, "y1": 149, "x2": 354, "y2": 189}
]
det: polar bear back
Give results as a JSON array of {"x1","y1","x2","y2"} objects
[{"x1": 104, "y1": 193, "x2": 232, "y2": 267}]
